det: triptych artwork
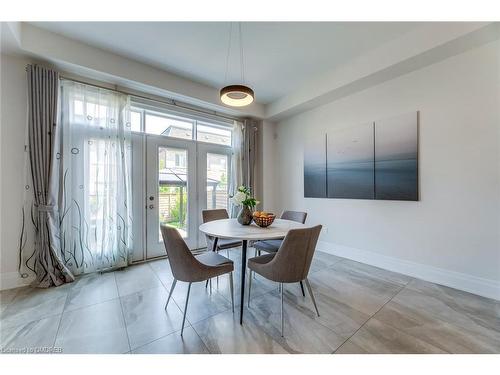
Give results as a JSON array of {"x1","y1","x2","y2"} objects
[{"x1": 304, "y1": 111, "x2": 419, "y2": 201}]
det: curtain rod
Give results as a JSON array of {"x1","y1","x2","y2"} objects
[{"x1": 58, "y1": 75, "x2": 244, "y2": 123}]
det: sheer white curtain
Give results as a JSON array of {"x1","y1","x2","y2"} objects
[
  {"x1": 229, "y1": 120, "x2": 244, "y2": 217},
  {"x1": 58, "y1": 80, "x2": 132, "y2": 274}
]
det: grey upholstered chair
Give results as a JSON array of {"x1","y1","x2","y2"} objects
[
  {"x1": 161, "y1": 224, "x2": 234, "y2": 335},
  {"x1": 202, "y1": 209, "x2": 242, "y2": 256},
  {"x1": 202, "y1": 209, "x2": 242, "y2": 291},
  {"x1": 247, "y1": 225, "x2": 322, "y2": 336},
  {"x1": 253, "y1": 210, "x2": 308, "y2": 295},
  {"x1": 253, "y1": 210, "x2": 308, "y2": 254}
]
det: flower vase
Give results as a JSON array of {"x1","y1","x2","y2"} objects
[{"x1": 237, "y1": 206, "x2": 253, "y2": 225}]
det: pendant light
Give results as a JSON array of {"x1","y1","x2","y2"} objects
[{"x1": 220, "y1": 22, "x2": 254, "y2": 107}]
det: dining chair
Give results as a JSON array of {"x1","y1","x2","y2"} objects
[
  {"x1": 247, "y1": 225, "x2": 322, "y2": 337},
  {"x1": 202, "y1": 209, "x2": 242, "y2": 291},
  {"x1": 202, "y1": 209, "x2": 242, "y2": 257},
  {"x1": 253, "y1": 210, "x2": 308, "y2": 255},
  {"x1": 252, "y1": 210, "x2": 308, "y2": 296},
  {"x1": 161, "y1": 224, "x2": 235, "y2": 336}
]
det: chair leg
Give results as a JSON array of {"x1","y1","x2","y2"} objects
[
  {"x1": 252, "y1": 249, "x2": 258, "y2": 279},
  {"x1": 215, "y1": 248, "x2": 219, "y2": 290},
  {"x1": 229, "y1": 272, "x2": 235, "y2": 313},
  {"x1": 247, "y1": 269, "x2": 253, "y2": 308},
  {"x1": 181, "y1": 282, "x2": 192, "y2": 336},
  {"x1": 205, "y1": 279, "x2": 209, "y2": 288},
  {"x1": 227, "y1": 249, "x2": 230, "y2": 258},
  {"x1": 165, "y1": 279, "x2": 177, "y2": 310},
  {"x1": 205, "y1": 238, "x2": 218, "y2": 290},
  {"x1": 304, "y1": 278, "x2": 320, "y2": 317},
  {"x1": 299, "y1": 281, "x2": 306, "y2": 297},
  {"x1": 280, "y1": 282, "x2": 284, "y2": 337}
]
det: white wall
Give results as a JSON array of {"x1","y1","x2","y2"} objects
[
  {"x1": 0, "y1": 53, "x2": 34, "y2": 289},
  {"x1": 271, "y1": 41, "x2": 500, "y2": 299}
]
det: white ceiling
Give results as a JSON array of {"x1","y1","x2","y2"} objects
[{"x1": 30, "y1": 22, "x2": 422, "y2": 104}]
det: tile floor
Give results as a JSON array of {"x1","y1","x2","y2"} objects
[{"x1": 1, "y1": 250, "x2": 499, "y2": 354}]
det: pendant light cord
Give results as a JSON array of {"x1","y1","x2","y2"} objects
[
  {"x1": 239, "y1": 22, "x2": 245, "y2": 84},
  {"x1": 223, "y1": 22, "x2": 246, "y2": 85},
  {"x1": 224, "y1": 22, "x2": 233, "y2": 85}
]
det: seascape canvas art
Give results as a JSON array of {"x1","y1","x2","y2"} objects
[
  {"x1": 304, "y1": 133, "x2": 327, "y2": 198},
  {"x1": 304, "y1": 111, "x2": 418, "y2": 201},
  {"x1": 375, "y1": 112, "x2": 418, "y2": 200},
  {"x1": 327, "y1": 122, "x2": 374, "y2": 199}
]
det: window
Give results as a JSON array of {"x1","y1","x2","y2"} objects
[
  {"x1": 174, "y1": 153, "x2": 186, "y2": 167},
  {"x1": 206, "y1": 153, "x2": 229, "y2": 210},
  {"x1": 145, "y1": 113, "x2": 193, "y2": 140},
  {"x1": 131, "y1": 100, "x2": 233, "y2": 145},
  {"x1": 197, "y1": 122, "x2": 232, "y2": 146},
  {"x1": 131, "y1": 110, "x2": 142, "y2": 132}
]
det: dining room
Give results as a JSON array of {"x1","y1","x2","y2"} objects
[{"x1": 1, "y1": 5, "x2": 500, "y2": 367}]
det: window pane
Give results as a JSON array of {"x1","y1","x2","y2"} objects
[
  {"x1": 146, "y1": 113, "x2": 193, "y2": 139},
  {"x1": 131, "y1": 110, "x2": 142, "y2": 132},
  {"x1": 197, "y1": 123, "x2": 232, "y2": 146},
  {"x1": 206, "y1": 153, "x2": 229, "y2": 210},
  {"x1": 158, "y1": 147, "x2": 189, "y2": 240}
]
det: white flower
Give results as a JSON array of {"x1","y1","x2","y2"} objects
[{"x1": 231, "y1": 191, "x2": 246, "y2": 206}]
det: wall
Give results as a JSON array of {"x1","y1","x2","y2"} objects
[
  {"x1": 0, "y1": 53, "x2": 34, "y2": 289},
  {"x1": 271, "y1": 41, "x2": 500, "y2": 299}
]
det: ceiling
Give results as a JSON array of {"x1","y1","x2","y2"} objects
[{"x1": 30, "y1": 22, "x2": 422, "y2": 104}]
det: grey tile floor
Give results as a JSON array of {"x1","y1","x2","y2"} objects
[{"x1": 1, "y1": 250, "x2": 499, "y2": 354}]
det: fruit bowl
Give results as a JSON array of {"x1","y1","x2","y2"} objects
[{"x1": 252, "y1": 212, "x2": 276, "y2": 228}]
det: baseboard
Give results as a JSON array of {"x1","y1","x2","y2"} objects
[
  {"x1": 317, "y1": 241, "x2": 500, "y2": 301},
  {"x1": 0, "y1": 271, "x2": 34, "y2": 291}
]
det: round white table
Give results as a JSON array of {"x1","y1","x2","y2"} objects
[{"x1": 199, "y1": 218, "x2": 308, "y2": 324}]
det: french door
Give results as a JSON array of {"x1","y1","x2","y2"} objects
[
  {"x1": 197, "y1": 142, "x2": 232, "y2": 215},
  {"x1": 143, "y1": 135, "x2": 232, "y2": 259}
]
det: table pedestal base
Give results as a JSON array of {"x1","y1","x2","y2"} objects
[{"x1": 240, "y1": 240, "x2": 247, "y2": 324}]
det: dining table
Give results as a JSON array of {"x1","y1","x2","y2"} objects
[{"x1": 198, "y1": 218, "x2": 308, "y2": 324}]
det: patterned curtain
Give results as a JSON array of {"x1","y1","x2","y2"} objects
[
  {"x1": 23, "y1": 65, "x2": 74, "y2": 287},
  {"x1": 242, "y1": 119, "x2": 258, "y2": 193},
  {"x1": 19, "y1": 77, "x2": 133, "y2": 282},
  {"x1": 229, "y1": 120, "x2": 243, "y2": 218},
  {"x1": 228, "y1": 119, "x2": 258, "y2": 217},
  {"x1": 58, "y1": 80, "x2": 133, "y2": 274}
]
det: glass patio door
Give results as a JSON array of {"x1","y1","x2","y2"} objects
[
  {"x1": 196, "y1": 143, "x2": 232, "y2": 249},
  {"x1": 145, "y1": 135, "x2": 197, "y2": 257}
]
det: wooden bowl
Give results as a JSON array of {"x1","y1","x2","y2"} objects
[{"x1": 253, "y1": 214, "x2": 276, "y2": 228}]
